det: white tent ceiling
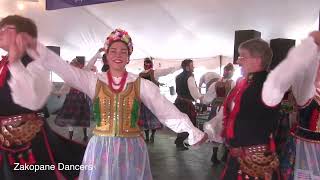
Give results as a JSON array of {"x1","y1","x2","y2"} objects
[{"x1": 0, "y1": 0, "x2": 319, "y2": 61}]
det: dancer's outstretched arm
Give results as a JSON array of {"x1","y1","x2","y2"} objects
[
  {"x1": 27, "y1": 42, "x2": 98, "y2": 100},
  {"x1": 262, "y1": 33, "x2": 320, "y2": 107},
  {"x1": 140, "y1": 78, "x2": 207, "y2": 145}
]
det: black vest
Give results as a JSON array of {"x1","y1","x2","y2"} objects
[
  {"x1": 0, "y1": 55, "x2": 35, "y2": 116},
  {"x1": 294, "y1": 100, "x2": 320, "y2": 141},
  {"x1": 298, "y1": 100, "x2": 318, "y2": 129},
  {"x1": 229, "y1": 71, "x2": 280, "y2": 147},
  {"x1": 175, "y1": 71, "x2": 194, "y2": 101}
]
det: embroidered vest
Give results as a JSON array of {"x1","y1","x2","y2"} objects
[
  {"x1": 293, "y1": 99, "x2": 320, "y2": 142},
  {"x1": 92, "y1": 78, "x2": 141, "y2": 137},
  {"x1": 212, "y1": 79, "x2": 232, "y2": 107}
]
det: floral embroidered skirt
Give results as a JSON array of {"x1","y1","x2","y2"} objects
[
  {"x1": 293, "y1": 138, "x2": 320, "y2": 180},
  {"x1": 79, "y1": 136, "x2": 153, "y2": 180}
]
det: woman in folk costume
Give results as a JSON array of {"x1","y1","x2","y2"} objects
[
  {"x1": 203, "y1": 63, "x2": 235, "y2": 120},
  {"x1": 202, "y1": 63, "x2": 235, "y2": 165},
  {"x1": 25, "y1": 28, "x2": 207, "y2": 180},
  {"x1": 54, "y1": 49, "x2": 103, "y2": 141},
  {"x1": 139, "y1": 57, "x2": 162, "y2": 143},
  {"x1": 139, "y1": 57, "x2": 180, "y2": 143},
  {"x1": 0, "y1": 15, "x2": 86, "y2": 180},
  {"x1": 280, "y1": 34, "x2": 320, "y2": 179}
]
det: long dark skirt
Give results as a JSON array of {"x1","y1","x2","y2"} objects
[
  {"x1": 140, "y1": 103, "x2": 162, "y2": 130},
  {"x1": 279, "y1": 135, "x2": 295, "y2": 180},
  {"x1": 55, "y1": 89, "x2": 91, "y2": 127}
]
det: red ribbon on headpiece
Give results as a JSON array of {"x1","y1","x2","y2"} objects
[{"x1": 0, "y1": 56, "x2": 9, "y2": 88}]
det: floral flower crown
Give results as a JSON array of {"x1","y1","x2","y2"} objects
[{"x1": 104, "y1": 28, "x2": 133, "y2": 55}]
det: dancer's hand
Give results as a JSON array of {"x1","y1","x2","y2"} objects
[
  {"x1": 309, "y1": 31, "x2": 320, "y2": 46},
  {"x1": 193, "y1": 133, "x2": 208, "y2": 146},
  {"x1": 8, "y1": 32, "x2": 37, "y2": 63},
  {"x1": 8, "y1": 33, "x2": 26, "y2": 63},
  {"x1": 98, "y1": 47, "x2": 105, "y2": 53}
]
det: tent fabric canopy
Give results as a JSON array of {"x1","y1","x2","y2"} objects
[
  {"x1": 127, "y1": 55, "x2": 231, "y2": 73},
  {"x1": 0, "y1": 0, "x2": 319, "y2": 61}
]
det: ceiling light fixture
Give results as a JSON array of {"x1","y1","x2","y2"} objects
[{"x1": 17, "y1": 2, "x2": 25, "y2": 10}]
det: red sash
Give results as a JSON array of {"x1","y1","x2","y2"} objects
[{"x1": 0, "y1": 56, "x2": 9, "y2": 88}]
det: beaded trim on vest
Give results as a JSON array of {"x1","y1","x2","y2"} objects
[{"x1": 212, "y1": 79, "x2": 232, "y2": 107}]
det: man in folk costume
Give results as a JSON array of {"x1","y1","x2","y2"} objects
[
  {"x1": 220, "y1": 33, "x2": 320, "y2": 180},
  {"x1": 279, "y1": 32, "x2": 320, "y2": 180},
  {"x1": 174, "y1": 59, "x2": 203, "y2": 150},
  {"x1": 24, "y1": 28, "x2": 207, "y2": 180},
  {"x1": 0, "y1": 15, "x2": 64, "y2": 180},
  {"x1": 202, "y1": 63, "x2": 235, "y2": 165}
]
